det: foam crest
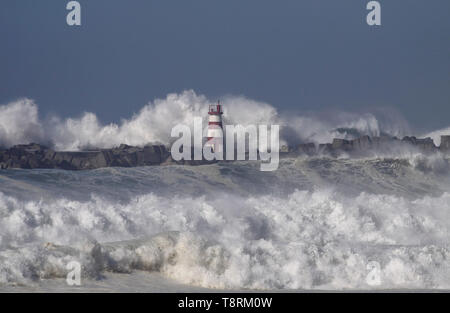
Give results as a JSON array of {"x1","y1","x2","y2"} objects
[
  {"x1": 425, "y1": 127, "x2": 450, "y2": 146},
  {"x1": 0, "y1": 99, "x2": 46, "y2": 148},
  {"x1": 1, "y1": 189, "x2": 450, "y2": 289},
  {"x1": 0, "y1": 91, "x2": 418, "y2": 150}
]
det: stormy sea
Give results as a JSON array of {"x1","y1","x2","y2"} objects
[
  {"x1": 1, "y1": 91, "x2": 450, "y2": 292},
  {"x1": 1, "y1": 155, "x2": 450, "y2": 292}
]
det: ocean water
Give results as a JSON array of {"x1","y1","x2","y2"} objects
[{"x1": 1, "y1": 154, "x2": 450, "y2": 291}]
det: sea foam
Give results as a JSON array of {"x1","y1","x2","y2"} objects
[
  {"x1": 1, "y1": 183, "x2": 450, "y2": 290},
  {"x1": 0, "y1": 90, "x2": 415, "y2": 150}
]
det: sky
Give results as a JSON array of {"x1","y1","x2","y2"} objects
[{"x1": 0, "y1": 0, "x2": 449, "y2": 132}]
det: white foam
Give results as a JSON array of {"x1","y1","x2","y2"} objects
[
  {"x1": 424, "y1": 127, "x2": 450, "y2": 146},
  {"x1": 0, "y1": 91, "x2": 417, "y2": 150},
  {"x1": 0, "y1": 99, "x2": 46, "y2": 148},
  {"x1": 1, "y1": 189, "x2": 450, "y2": 290}
]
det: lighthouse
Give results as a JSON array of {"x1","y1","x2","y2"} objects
[{"x1": 205, "y1": 101, "x2": 224, "y2": 154}]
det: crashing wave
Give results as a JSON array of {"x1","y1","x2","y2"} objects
[
  {"x1": 1, "y1": 177, "x2": 450, "y2": 289},
  {"x1": 0, "y1": 91, "x2": 418, "y2": 150}
]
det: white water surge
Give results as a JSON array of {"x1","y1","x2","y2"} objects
[
  {"x1": 1, "y1": 156, "x2": 450, "y2": 291},
  {"x1": 0, "y1": 90, "x2": 417, "y2": 150}
]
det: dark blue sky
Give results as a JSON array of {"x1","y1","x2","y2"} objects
[{"x1": 1, "y1": 0, "x2": 449, "y2": 131}]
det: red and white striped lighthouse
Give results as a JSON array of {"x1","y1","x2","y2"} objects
[{"x1": 205, "y1": 101, "x2": 224, "y2": 153}]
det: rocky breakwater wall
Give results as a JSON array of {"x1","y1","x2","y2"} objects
[
  {"x1": 0, "y1": 143, "x2": 171, "y2": 170},
  {"x1": 283, "y1": 135, "x2": 450, "y2": 157},
  {"x1": 2, "y1": 135, "x2": 450, "y2": 170}
]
